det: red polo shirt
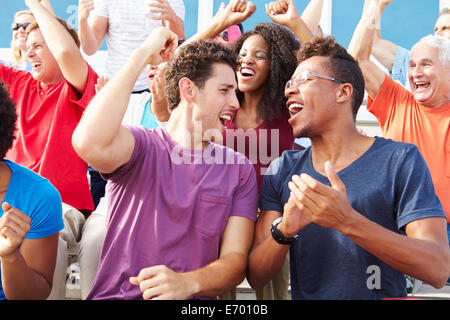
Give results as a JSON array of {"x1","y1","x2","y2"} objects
[{"x1": 1, "y1": 63, "x2": 98, "y2": 211}]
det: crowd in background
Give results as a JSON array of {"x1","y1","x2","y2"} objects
[{"x1": 0, "y1": 0, "x2": 449, "y2": 301}]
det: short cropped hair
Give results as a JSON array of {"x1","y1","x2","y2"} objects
[
  {"x1": 0, "y1": 82, "x2": 17, "y2": 159},
  {"x1": 438, "y1": 7, "x2": 449, "y2": 17},
  {"x1": 413, "y1": 34, "x2": 450, "y2": 68},
  {"x1": 165, "y1": 40, "x2": 238, "y2": 111},
  {"x1": 26, "y1": 17, "x2": 80, "y2": 48},
  {"x1": 296, "y1": 36, "x2": 365, "y2": 120}
]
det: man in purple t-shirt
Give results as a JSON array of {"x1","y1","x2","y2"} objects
[{"x1": 72, "y1": 27, "x2": 258, "y2": 300}]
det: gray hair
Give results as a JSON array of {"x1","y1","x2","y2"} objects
[
  {"x1": 438, "y1": 7, "x2": 449, "y2": 17},
  {"x1": 412, "y1": 34, "x2": 450, "y2": 68}
]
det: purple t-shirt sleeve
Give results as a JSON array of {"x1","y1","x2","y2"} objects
[
  {"x1": 230, "y1": 155, "x2": 258, "y2": 222},
  {"x1": 102, "y1": 124, "x2": 152, "y2": 182}
]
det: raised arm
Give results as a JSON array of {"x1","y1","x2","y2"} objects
[
  {"x1": 72, "y1": 27, "x2": 178, "y2": 174},
  {"x1": 364, "y1": 0, "x2": 399, "y2": 72},
  {"x1": 26, "y1": 0, "x2": 89, "y2": 92},
  {"x1": 77, "y1": 0, "x2": 108, "y2": 55},
  {"x1": 347, "y1": 0, "x2": 387, "y2": 99},
  {"x1": 148, "y1": 0, "x2": 185, "y2": 39},
  {"x1": 185, "y1": 0, "x2": 256, "y2": 44},
  {"x1": 300, "y1": 0, "x2": 324, "y2": 34},
  {"x1": 266, "y1": 0, "x2": 314, "y2": 44},
  {"x1": 39, "y1": 0, "x2": 55, "y2": 15}
]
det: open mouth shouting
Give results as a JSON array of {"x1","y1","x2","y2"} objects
[
  {"x1": 414, "y1": 80, "x2": 431, "y2": 91},
  {"x1": 239, "y1": 67, "x2": 255, "y2": 80},
  {"x1": 30, "y1": 61, "x2": 41, "y2": 71},
  {"x1": 288, "y1": 102, "x2": 304, "y2": 117},
  {"x1": 219, "y1": 113, "x2": 232, "y2": 127}
]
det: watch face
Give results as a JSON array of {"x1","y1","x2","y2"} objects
[{"x1": 272, "y1": 216, "x2": 283, "y2": 226}]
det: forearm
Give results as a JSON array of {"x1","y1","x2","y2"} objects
[
  {"x1": 40, "y1": 0, "x2": 55, "y2": 15},
  {"x1": 150, "y1": 100, "x2": 171, "y2": 122},
  {"x1": 371, "y1": 38, "x2": 397, "y2": 72},
  {"x1": 183, "y1": 252, "x2": 249, "y2": 297},
  {"x1": 300, "y1": 0, "x2": 324, "y2": 33},
  {"x1": 1, "y1": 250, "x2": 52, "y2": 300},
  {"x1": 348, "y1": 0, "x2": 379, "y2": 61},
  {"x1": 185, "y1": 19, "x2": 227, "y2": 45},
  {"x1": 73, "y1": 46, "x2": 146, "y2": 153},
  {"x1": 286, "y1": 16, "x2": 314, "y2": 44},
  {"x1": 164, "y1": 15, "x2": 185, "y2": 39},
  {"x1": 28, "y1": 1, "x2": 80, "y2": 59},
  {"x1": 247, "y1": 236, "x2": 290, "y2": 290},
  {"x1": 78, "y1": 17, "x2": 103, "y2": 55},
  {"x1": 342, "y1": 212, "x2": 450, "y2": 288}
]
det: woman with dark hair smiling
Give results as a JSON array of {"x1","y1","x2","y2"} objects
[
  {"x1": 183, "y1": 0, "x2": 321, "y2": 300},
  {"x1": 186, "y1": 0, "x2": 321, "y2": 195}
]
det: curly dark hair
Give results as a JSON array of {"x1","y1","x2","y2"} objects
[
  {"x1": 165, "y1": 40, "x2": 238, "y2": 111},
  {"x1": 296, "y1": 36, "x2": 365, "y2": 119},
  {"x1": 232, "y1": 23, "x2": 300, "y2": 122},
  {"x1": 0, "y1": 82, "x2": 17, "y2": 159}
]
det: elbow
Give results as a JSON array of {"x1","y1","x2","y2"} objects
[
  {"x1": 72, "y1": 126, "x2": 90, "y2": 162},
  {"x1": 81, "y1": 45, "x2": 98, "y2": 56},
  {"x1": 427, "y1": 271, "x2": 449, "y2": 289},
  {"x1": 431, "y1": 256, "x2": 450, "y2": 289},
  {"x1": 72, "y1": 128, "x2": 118, "y2": 174},
  {"x1": 421, "y1": 248, "x2": 450, "y2": 289},
  {"x1": 246, "y1": 273, "x2": 265, "y2": 292},
  {"x1": 246, "y1": 257, "x2": 271, "y2": 292}
]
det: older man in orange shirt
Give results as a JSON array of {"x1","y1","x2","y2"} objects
[
  {"x1": 350, "y1": 1, "x2": 450, "y2": 220},
  {"x1": 349, "y1": 0, "x2": 450, "y2": 286}
]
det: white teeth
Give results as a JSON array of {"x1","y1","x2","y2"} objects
[
  {"x1": 289, "y1": 103, "x2": 304, "y2": 113},
  {"x1": 220, "y1": 115, "x2": 231, "y2": 121},
  {"x1": 240, "y1": 68, "x2": 255, "y2": 76}
]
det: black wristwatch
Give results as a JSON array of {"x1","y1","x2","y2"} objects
[{"x1": 271, "y1": 217, "x2": 299, "y2": 245}]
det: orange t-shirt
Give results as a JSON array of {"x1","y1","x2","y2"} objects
[{"x1": 367, "y1": 75, "x2": 450, "y2": 223}]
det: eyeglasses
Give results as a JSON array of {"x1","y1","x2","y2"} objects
[
  {"x1": 12, "y1": 23, "x2": 31, "y2": 31},
  {"x1": 285, "y1": 70, "x2": 345, "y2": 90}
]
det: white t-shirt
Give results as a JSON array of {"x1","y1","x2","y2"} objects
[{"x1": 93, "y1": 0, "x2": 185, "y2": 91}]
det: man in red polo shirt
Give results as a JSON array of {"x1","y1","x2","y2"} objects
[{"x1": 1, "y1": 0, "x2": 98, "y2": 215}]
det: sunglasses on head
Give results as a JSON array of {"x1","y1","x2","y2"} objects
[
  {"x1": 218, "y1": 30, "x2": 229, "y2": 42},
  {"x1": 12, "y1": 22, "x2": 31, "y2": 31}
]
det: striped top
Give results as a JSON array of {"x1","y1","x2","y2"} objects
[{"x1": 93, "y1": 0, "x2": 185, "y2": 91}]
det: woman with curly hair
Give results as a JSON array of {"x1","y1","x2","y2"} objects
[
  {"x1": 183, "y1": 0, "x2": 321, "y2": 300},
  {"x1": 187, "y1": 0, "x2": 319, "y2": 194},
  {"x1": 223, "y1": 22, "x2": 300, "y2": 194}
]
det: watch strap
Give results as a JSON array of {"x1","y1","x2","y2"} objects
[{"x1": 270, "y1": 217, "x2": 299, "y2": 245}]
